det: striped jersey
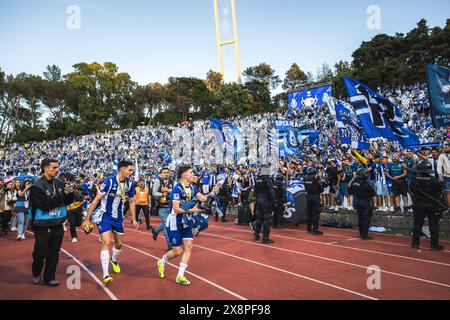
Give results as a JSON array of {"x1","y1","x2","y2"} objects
[{"x1": 99, "y1": 176, "x2": 135, "y2": 220}]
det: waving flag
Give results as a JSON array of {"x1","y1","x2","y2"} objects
[
  {"x1": 112, "y1": 161, "x2": 118, "y2": 175},
  {"x1": 335, "y1": 99, "x2": 370, "y2": 150},
  {"x1": 288, "y1": 84, "x2": 332, "y2": 112},
  {"x1": 161, "y1": 150, "x2": 173, "y2": 165},
  {"x1": 209, "y1": 118, "x2": 243, "y2": 164},
  {"x1": 343, "y1": 77, "x2": 419, "y2": 146},
  {"x1": 427, "y1": 64, "x2": 450, "y2": 128}
]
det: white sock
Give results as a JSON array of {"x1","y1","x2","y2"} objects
[
  {"x1": 112, "y1": 247, "x2": 122, "y2": 263},
  {"x1": 100, "y1": 250, "x2": 110, "y2": 278},
  {"x1": 177, "y1": 263, "x2": 188, "y2": 278},
  {"x1": 160, "y1": 254, "x2": 168, "y2": 265}
]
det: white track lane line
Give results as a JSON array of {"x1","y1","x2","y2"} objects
[
  {"x1": 26, "y1": 231, "x2": 118, "y2": 300},
  {"x1": 148, "y1": 217, "x2": 450, "y2": 253},
  {"x1": 85, "y1": 230, "x2": 247, "y2": 301},
  {"x1": 206, "y1": 225, "x2": 450, "y2": 267},
  {"x1": 125, "y1": 228, "x2": 378, "y2": 300}
]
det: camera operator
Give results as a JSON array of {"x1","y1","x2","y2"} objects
[
  {"x1": 1, "y1": 181, "x2": 15, "y2": 235},
  {"x1": 152, "y1": 167, "x2": 175, "y2": 251},
  {"x1": 29, "y1": 159, "x2": 75, "y2": 286},
  {"x1": 65, "y1": 174, "x2": 85, "y2": 243}
]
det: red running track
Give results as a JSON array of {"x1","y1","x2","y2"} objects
[{"x1": 0, "y1": 217, "x2": 449, "y2": 300}]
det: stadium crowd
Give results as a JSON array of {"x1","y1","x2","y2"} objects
[{"x1": 0, "y1": 83, "x2": 449, "y2": 242}]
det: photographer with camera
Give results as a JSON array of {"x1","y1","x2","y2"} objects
[
  {"x1": 29, "y1": 159, "x2": 75, "y2": 286},
  {"x1": 349, "y1": 168, "x2": 376, "y2": 241},
  {"x1": 152, "y1": 167, "x2": 175, "y2": 251},
  {"x1": 64, "y1": 175, "x2": 85, "y2": 243},
  {"x1": 1, "y1": 181, "x2": 15, "y2": 235},
  {"x1": 410, "y1": 160, "x2": 445, "y2": 251}
]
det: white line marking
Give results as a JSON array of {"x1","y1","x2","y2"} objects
[
  {"x1": 125, "y1": 228, "x2": 377, "y2": 300},
  {"x1": 26, "y1": 231, "x2": 118, "y2": 300},
  {"x1": 197, "y1": 231, "x2": 450, "y2": 289},
  {"x1": 207, "y1": 225, "x2": 450, "y2": 267},
  {"x1": 87, "y1": 230, "x2": 247, "y2": 300},
  {"x1": 195, "y1": 244, "x2": 378, "y2": 300}
]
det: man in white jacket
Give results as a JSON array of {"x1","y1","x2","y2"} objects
[{"x1": 437, "y1": 143, "x2": 450, "y2": 207}]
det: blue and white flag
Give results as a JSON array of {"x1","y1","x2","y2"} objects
[
  {"x1": 427, "y1": 64, "x2": 450, "y2": 128},
  {"x1": 209, "y1": 118, "x2": 243, "y2": 164},
  {"x1": 335, "y1": 99, "x2": 370, "y2": 150},
  {"x1": 112, "y1": 161, "x2": 118, "y2": 175},
  {"x1": 343, "y1": 77, "x2": 419, "y2": 146},
  {"x1": 161, "y1": 150, "x2": 173, "y2": 164},
  {"x1": 270, "y1": 124, "x2": 321, "y2": 157},
  {"x1": 288, "y1": 84, "x2": 332, "y2": 112}
]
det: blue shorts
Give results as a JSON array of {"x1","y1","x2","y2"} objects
[
  {"x1": 98, "y1": 215, "x2": 124, "y2": 235},
  {"x1": 166, "y1": 227, "x2": 193, "y2": 247},
  {"x1": 445, "y1": 177, "x2": 450, "y2": 192}
]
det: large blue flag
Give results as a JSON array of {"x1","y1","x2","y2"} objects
[
  {"x1": 343, "y1": 77, "x2": 419, "y2": 146},
  {"x1": 335, "y1": 99, "x2": 370, "y2": 150},
  {"x1": 288, "y1": 84, "x2": 332, "y2": 112},
  {"x1": 209, "y1": 118, "x2": 243, "y2": 163},
  {"x1": 427, "y1": 64, "x2": 450, "y2": 128}
]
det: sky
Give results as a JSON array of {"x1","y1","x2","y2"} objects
[{"x1": 0, "y1": 0, "x2": 449, "y2": 88}]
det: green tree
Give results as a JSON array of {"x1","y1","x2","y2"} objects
[
  {"x1": 65, "y1": 62, "x2": 137, "y2": 133},
  {"x1": 282, "y1": 63, "x2": 308, "y2": 91},
  {"x1": 243, "y1": 63, "x2": 281, "y2": 90}
]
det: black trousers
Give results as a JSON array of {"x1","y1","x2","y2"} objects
[
  {"x1": 412, "y1": 201, "x2": 440, "y2": 247},
  {"x1": 136, "y1": 205, "x2": 151, "y2": 228},
  {"x1": 32, "y1": 225, "x2": 64, "y2": 282},
  {"x1": 272, "y1": 202, "x2": 284, "y2": 227},
  {"x1": 355, "y1": 199, "x2": 373, "y2": 237},
  {"x1": 307, "y1": 195, "x2": 321, "y2": 231},
  {"x1": 1, "y1": 210, "x2": 12, "y2": 233},
  {"x1": 254, "y1": 198, "x2": 272, "y2": 239},
  {"x1": 68, "y1": 210, "x2": 83, "y2": 239}
]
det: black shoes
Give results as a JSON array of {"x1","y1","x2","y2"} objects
[
  {"x1": 262, "y1": 238, "x2": 275, "y2": 244},
  {"x1": 311, "y1": 230, "x2": 324, "y2": 236},
  {"x1": 146, "y1": 225, "x2": 152, "y2": 230},
  {"x1": 152, "y1": 228, "x2": 158, "y2": 241},
  {"x1": 360, "y1": 236, "x2": 374, "y2": 241},
  {"x1": 411, "y1": 244, "x2": 420, "y2": 249},
  {"x1": 431, "y1": 245, "x2": 444, "y2": 252},
  {"x1": 32, "y1": 275, "x2": 41, "y2": 285},
  {"x1": 44, "y1": 280, "x2": 60, "y2": 287},
  {"x1": 254, "y1": 234, "x2": 261, "y2": 241}
]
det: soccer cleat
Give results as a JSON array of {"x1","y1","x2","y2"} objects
[
  {"x1": 110, "y1": 259, "x2": 121, "y2": 274},
  {"x1": 102, "y1": 275, "x2": 113, "y2": 286},
  {"x1": 176, "y1": 276, "x2": 191, "y2": 286},
  {"x1": 157, "y1": 260, "x2": 165, "y2": 279}
]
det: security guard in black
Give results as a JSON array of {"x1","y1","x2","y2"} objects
[
  {"x1": 254, "y1": 164, "x2": 276, "y2": 244},
  {"x1": 349, "y1": 169, "x2": 376, "y2": 240},
  {"x1": 304, "y1": 168, "x2": 324, "y2": 235},
  {"x1": 409, "y1": 160, "x2": 444, "y2": 251}
]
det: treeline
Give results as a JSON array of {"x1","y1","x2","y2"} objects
[{"x1": 0, "y1": 19, "x2": 448, "y2": 145}]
